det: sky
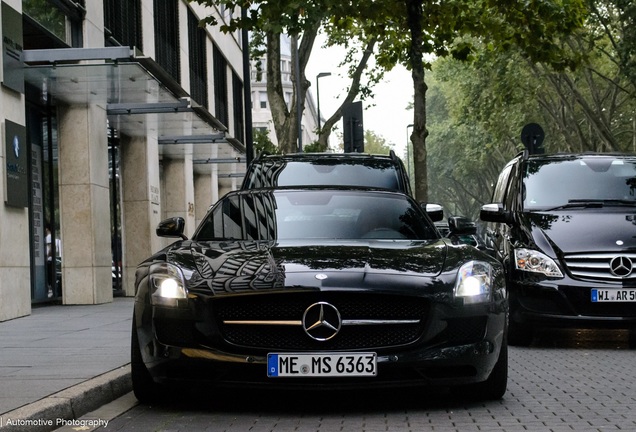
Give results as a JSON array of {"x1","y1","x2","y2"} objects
[{"x1": 305, "y1": 36, "x2": 415, "y2": 157}]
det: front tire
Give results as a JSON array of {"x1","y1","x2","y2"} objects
[
  {"x1": 131, "y1": 319, "x2": 165, "y2": 403},
  {"x1": 479, "y1": 340, "x2": 508, "y2": 400},
  {"x1": 456, "y1": 339, "x2": 508, "y2": 401}
]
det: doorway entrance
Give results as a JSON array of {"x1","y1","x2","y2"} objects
[{"x1": 27, "y1": 84, "x2": 60, "y2": 303}]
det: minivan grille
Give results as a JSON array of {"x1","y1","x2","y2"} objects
[{"x1": 564, "y1": 252, "x2": 636, "y2": 282}]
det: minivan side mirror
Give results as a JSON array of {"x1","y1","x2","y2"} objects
[
  {"x1": 423, "y1": 203, "x2": 444, "y2": 222},
  {"x1": 479, "y1": 203, "x2": 511, "y2": 224},
  {"x1": 156, "y1": 217, "x2": 188, "y2": 240}
]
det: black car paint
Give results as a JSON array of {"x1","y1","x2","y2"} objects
[
  {"x1": 133, "y1": 188, "x2": 507, "y2": 397},
  {"x1": 134, "y1": 240, "x2": 506, "y2": 385}
]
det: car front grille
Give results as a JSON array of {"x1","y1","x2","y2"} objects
[
  {"x1": 212, "y1": 293, "x2": 429, "y2": 351},
  {"x1": 563, "y1": 252, "x2": 636, "y2": 282}
]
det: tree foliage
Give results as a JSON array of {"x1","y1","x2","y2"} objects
[{"x1": 333, "y1": 130, "x2": 394, "y2": 155}]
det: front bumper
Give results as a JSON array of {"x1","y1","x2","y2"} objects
[
  {"x1": 510, "y1": 273, "x2": 636, "y2": 329},
  {"x1": 133, "y1": 295, "x2": 507, "y2": 390}
]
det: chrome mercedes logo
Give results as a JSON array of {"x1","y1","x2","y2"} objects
[
  {"x1": 302, "y1": 302, "x2": 341, "y2": 341},
  {"x1": 610, "y1": 256, "x2": 633, "y2": 277}
]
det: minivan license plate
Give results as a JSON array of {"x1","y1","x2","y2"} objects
[
  {"x1": 591, "y1": 289, "x2": 636, "y2": 302},
  {"x1": 267, "y1": 353, "x2": 377, "y2": 377}
]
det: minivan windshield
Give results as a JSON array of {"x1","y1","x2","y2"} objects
[
  {"x1": 243, "y1": 159, "x2": 402, "y2": 191},
  {"x1": 523, "y1": 157, "x2": 636, "y2": 210}
]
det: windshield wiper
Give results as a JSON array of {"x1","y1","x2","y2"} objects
[{"x1": 545, "y1": 199, "x2": 636, "y2": 211}]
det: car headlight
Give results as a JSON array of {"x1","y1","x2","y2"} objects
[
  {"x1": 149, "y1": 262, "x2": 188, "y2": 307},
  {"x1": 514, "y1": 248, "x2": 563, "y2": 277},
  {"x1": 454, "y1": 261, "x2": 492, "y2": 304}
]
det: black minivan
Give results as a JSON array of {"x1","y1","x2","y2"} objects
[{"x1": 481, "y1": 151, "x2": 636, "y2": 347}]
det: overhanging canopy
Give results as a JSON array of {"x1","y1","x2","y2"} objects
[{"x1": 22, "y1": 47, "x2": 245, "y2": 180}]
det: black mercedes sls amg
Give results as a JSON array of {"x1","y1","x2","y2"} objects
[{"x1": 132, "y1": 187, "x2": 508, "y2": 402}]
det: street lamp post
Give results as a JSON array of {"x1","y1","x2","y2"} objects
[
  {"x1": 316, "y1": 72, "x2": 331, "y2": 138},
  {"x1": 406, "y1": 124, "x2": 414, "y2": 181},
  {"x1": 292, "y1": 36, "x2": 302, "y2": 152}
]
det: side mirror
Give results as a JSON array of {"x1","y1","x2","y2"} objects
[
  {"x1": 423, "y1": 203, "x2": 444, "y2": 222},
  {"x1": 156, "y1": 217, "x2": 187, "y2": 240},
  {"x1": 479, "y1": 203, "x2": 511, "y2": 224}
]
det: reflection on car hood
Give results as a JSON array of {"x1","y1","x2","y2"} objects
[
  {"x1": 166, "y1": 240, "x2": 450, "y2": 295},
  {"x1": 527, "y1": 210, "x2": 636, "y2": 253}
]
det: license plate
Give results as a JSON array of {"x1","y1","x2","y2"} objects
[
  {"x1": 267, "y1": 353, "x2": 377, "y2": 377},
  {"x1": 591, "y1": 289, "x2": 636, "y2": 302}
]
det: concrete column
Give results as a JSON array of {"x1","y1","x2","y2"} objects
[
  {"x1": 194, "y1": 172, "x2": 213, "y2": 227},
  {"x1": 120, "y1": 134, "x2": 162, "y2": 297},
  {"x1": 57, "y1": 104, "x2": 112, "y2": 305},
  {"x1": 164, "y1": 156, "x2": 196, "y2": 237}
]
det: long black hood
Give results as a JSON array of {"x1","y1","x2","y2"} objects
[
  {"x1": 525, "y1": 210, "x2": 636, "y2": 254},
  {"x1": 166, "y1": 239, "x2": 453, "y2": 295}
]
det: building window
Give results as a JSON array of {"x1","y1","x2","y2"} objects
[
  {"x1": 104, "y1": 0, "x2": 142, "y2": 50},
  {"x1": 23, "y1": 0, "x2": 84, "y2": 48},
  {"x1": 232, "y1": 72, "x2": 244, "y2": 142},
  {"x1": 213, "y1": 45, "x2": 229, "y2": 126},
  {"x1": 188, "y1": 8, "x2": 208, "y2": 107},
  {"x1": 281, "y1": 59, "x2": 291, "y2": 82},
  {"x1": 259, "y1": 92, "x2": 267, "y2": 109},
  {"x1": 154, "y1": 0, "x2": 180, "y2": 82}
]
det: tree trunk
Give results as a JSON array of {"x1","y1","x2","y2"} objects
[
  {"x1": 406, "y1": 0, "x2": 428, "y2": 202},
  {"x1": 266, "y1": 31, "x2": 296, "y2": 153},
  {"x1": 265, "y1": 26, "x2": 319, "y2": 154}
]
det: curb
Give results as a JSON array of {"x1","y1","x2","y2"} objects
[{"x1": 0, "y1": 365, "x2": 132, "y2": 432}]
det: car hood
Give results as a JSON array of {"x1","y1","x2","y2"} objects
[
  {"x1": 526, "y1": 210, "x2": 636, "y2": 253},
  {"x1": 167, "y1": 239, "x2": 453, "y2": 294}
]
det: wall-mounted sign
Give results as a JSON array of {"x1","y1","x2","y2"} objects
[
  {"x1": 5, "y1": 120, "x2": 28, "y2": 208},
  {"x1": 1, "y1": 2, "x2": 24, "y2": 93}
]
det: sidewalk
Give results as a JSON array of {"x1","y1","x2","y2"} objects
[{"x1": 0, "y1": 297, "x2": 134, "y2": 432}]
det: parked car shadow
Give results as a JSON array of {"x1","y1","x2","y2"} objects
[{"x1": 531, "y1": 328, "x2": 630, "y2": 350}]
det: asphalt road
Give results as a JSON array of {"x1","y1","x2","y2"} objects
[{"x1": 70, "y1": 329, "x2": 636, "y2": 432}]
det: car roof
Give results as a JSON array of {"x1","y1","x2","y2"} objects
[
  {"x1": 520, "y1": 151, "x2": 636, "y2": 162},
  {"x1": 252, "y1": 152, "x2": 401, "y2": 163},
  {"x1": 232, "y1": 185, "x2": 411, "y2": 196}
]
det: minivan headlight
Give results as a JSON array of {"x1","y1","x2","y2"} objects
[
  {"x1": 149, "y1": 262, "x2": 188, "y2": 307},
  {"x1": 514, "y1": 248, "x2": 563, "y2": 277},
  {"x1": 454, "y1": 261, "x2": 492, "y2": 304}
]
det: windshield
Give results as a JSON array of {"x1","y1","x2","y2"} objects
[
  {"x1": 523, "y1": 157, "x2": 636, "y2": 210},
  {"x1": 194, "y1": 190, "x2": 438, "y2": 241},
  {"x1": 243, "y1": 159, "x2": 402, "y2": 191}
]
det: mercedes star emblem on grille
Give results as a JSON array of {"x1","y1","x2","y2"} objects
[
  {"x1": 610, "y1": 256, "x2": 633, "y2": 277},
  {"x1": 302, "y1": 302, "x2": 341, "y2": 341}
]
